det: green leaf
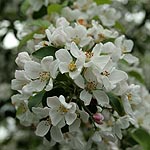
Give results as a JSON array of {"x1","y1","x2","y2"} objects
[
  {"x1": 33, "y1": 6, "x2": 47, "y2": 19},
  {"x1": 32, "y1": 46, "x2": 58, "y2": 59},
  {"x1": 107, "y1": 93, "x2": 125, "y2": 116},
  {"x1": 28, "y1": 91, "x2": 45, "y2": 111},
  {"x1": 29, "y1": 19, "x2": 50, "y2": 28},
  {"x1": 131, "y1": 128, "x2": 150, "y2": 150},
  {"x1": 21, "y1": 0, "x2": 30, "y2": 14},
  {"x1": 94, "y1": 0, "x2": 112, "y2": 5},
  {"x1": 128, "y1": 70, "x2": 145, "y2": 84},
  {"x1": 47, "y1": 4, "x2": 62, "y2": 15},
  {"x1": 115, "y1": 21, "x2": 125, "y2": 33},
  {"x1": 18, "y1": 30, "x2": 37, "y2": 50}
]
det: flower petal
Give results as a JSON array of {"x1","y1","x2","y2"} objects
[
  {"x1": 65, "y1": 112, "x2": 77, "y2": 125},
  {"x1": 24, "y1": 61, "x2": 42, "y2": 79},
  {"x1": 51, "y1": 126, "x2": 63, "y2": 142},
  {"x1": 80, "y1": 90, "x2": 92, "y2": 106},
  {"x1": 55, "y1": 49, "x2": 72, "y2": 63},
  {"x1": 47, "y1": 96, "x2": 60, "y2": 108},
  {"x1": 93, "y1": 90, "x2": 109, "y2": 106},
  {"x1": 35, "y1": 120, "x2": 50, "y2": 137}
]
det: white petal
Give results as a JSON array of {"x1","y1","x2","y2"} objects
[
  {"x1": 109, "y1": 69, "x2": 128, "y2": 84},
  {"x1": 102, "y1": 76, "x2": 113, "y2": 91},
  {"x1": 93, "y1": 90, "x2": 109, "y2": 106},
  {"x1": 122, "y1": 97, "x2": 133, "y2": 115},
  {"x1": 80, "y1": 110, "x2": 89, "y2": 123},
  {"x1": 45, "y1": 78, "x2": 53, "y2": 91},
  {"x1": 59, "y1": 95, "x2": 72, "y2": 109},
  {"x1": 35, "y1": 120, "x2": 50, "y2": 137},
  {"x1": 50, "y1": 109, "x2": 63, "y2": 126},
  {"x1": 47, "y1": 96, "x2": 60, "y2": 108},
  {"x1": 59, "y1": 62, "x2": 69, "y2": 74},
  {"x1": 24, "y1": 61, "x2": 42, "y2": 79},
  {"x1": 80, "y1": 90, "x2": 92, "y2": 106},
  {"x1": 30, "y1": 80, "x2": 46, "y2": 92},
  {"x1": 32, "y1": 107, "x2": 49, "y2": 118},
  {"x1": 123, "y1": 54, "x2": 139, "y2": 64},
  {"x1": 41, "y1": 56, "x2": 53, "y2": 71},
  {"x1": 69, "y1": 70, "x2": 80, "y2": 79},
  {"x1": 92, "y1": 43, "x2": 102, "y2": 56},
  {"x1": 69, "y1": 118, "x2": 81, "y2": 132},
  {"x1": 70, "y1": 42, "x2": 82, "y2": 58},
  {"x1": 55, "y1": 49, "x2": 72, "y2": 63},
  {"x1": 15, "y1": 70, "x2": 30, "y2": 81},
  {"x1": 74, "y1": 75, "x2": 85, "y2": 89},
  {"x1": 92, "y1": 131, "x2": 102, "y2": 143},
  {"x1": 11, "y1": 79, "x2": 26, "y2": 90},
  {"x1": 65, "y1": 112, "x2": 77, "y2": 125},
  {"x1": 49, "y1": 60, "x2": 59, "y2": 78},
  {"x1": 123, "y1": 39, "x2": 133, "y2": 52},
  {"x1": 51, "y1": 126, "x2": 63, "y2": 142}
]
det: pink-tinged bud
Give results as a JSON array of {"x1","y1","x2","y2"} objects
[{"x1": 93, "y1": 113, "x2": 104, "y2": 124}]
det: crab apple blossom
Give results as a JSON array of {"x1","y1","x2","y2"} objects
[{"x1": 10, "y1": 0, "x2": 150, "y2": 149}]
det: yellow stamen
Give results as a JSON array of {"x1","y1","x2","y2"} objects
[
  {"x1": 85, "y1": 51, "x2": 93, "y2": 62},
  {"x1": 68, "y1": 61, "x2": 77, "y2": 72},
  {"x1": 101, "y1": 70, "x2": 110, "y2": 76},
  {"x1": 39, "y1": 72, "x2": 50, "y2": 82}
]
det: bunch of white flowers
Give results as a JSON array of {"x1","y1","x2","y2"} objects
[{"x1": 11, "y1": 0, "x2": 150, "y2": 149}]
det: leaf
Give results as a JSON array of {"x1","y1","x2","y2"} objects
[
  {"x1": 32, "y1": 46, "x2": 58, "y2": 59},
  {"x1": 94, "y1": 0, "x2": 112, "y2": 5},
  {"x1": 28, "y1": 91, "x2": 45, "y2": 111},
  {"x1": 47, "y1": 4, "x2": 62, "y2": 15},
  {"x1": 18, "y1": 30, "x2": 37, "y2": 50},
  {"x1": 107, "y1": 93, "x2": 125, "y2": 116},
  {"x1": 20, "y1": 0, "x2": 30, "y2": 14},
  {"x1": 131, "y1": 128, "x2": 150, "y2": 150},
  {"x1": 33, "y1": 6, "x2": 47, "y2": 19},
  {"x1": 115, "y1": 21, "x2": 125, "y2": 33},
  {"x1": 29, "y1": 20, "x2": 50, "y2": 28},
  {"x1": 128, "y1": 70, "x2": 145, "y2": 84}
]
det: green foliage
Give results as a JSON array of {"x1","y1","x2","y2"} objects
[
  {"x1": 32, "y1": 46, "x2": 58, "y2": 59},
  {"x1": 18, "y1": 30, "x2": 37, "y2": 50},
  {"x1": 94, "y1": 0, "x2": 112, "y2": 5},
  {"x1": 47, "y1": 4, "x2": 62, "y2": 15},
  {"x1": 115, "y1": 21, "x2": 125, "y2": 33},
  {"x1": 107, "y1": 93, "x2": 125, "y2": 116},
  {"x1": 33, "y1": 6, "x2": 47, "y2": 19},
  {"x1": 128, "y1": 70, "x2": 145, "y2": 84},
  {"x1": 29, "y1": 19, "x2": 50, "y2": 28},
  {"x1": 28, "y1": 90, "x2": 45, "y2": 111},
  {"x1": 21, "y1": 0, "x2": 30, "y2": 15},
  {"x1": 131, "y1": 128, "x2": 150, "y2": 150}
]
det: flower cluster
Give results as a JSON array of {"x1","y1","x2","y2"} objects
[{"x1": 11, "y1": 0, "x2": 150, "y2": 149}]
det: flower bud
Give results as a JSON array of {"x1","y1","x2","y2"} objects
[
  {"x1": 15, "y1": 52, "x2": 31, "y2": 68},
  {"x1": 93, "y1": 113, "x2": 104, "y2": 124}
]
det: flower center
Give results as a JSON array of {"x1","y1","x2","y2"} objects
[
  {"x1": 95, "y1": 33, "x2": 105, "y2": 43},
  {"x1": 77, "y1": 19, "x2": 87, "y2": 26},
  {"x1": 101, "y1": 70, "x2": 110, "y2": 76},
  {"x1": 39, "y1": 72, "x2": 50, "y2": 82},
  {"x1": 122, "y1": 46, "x2": 127, "y2": 54},
  {"x1": 68, "y1": 61, "x2": 77, "y2": 72},
  {"x1": 127, "y1": 93, "x2": 132, "y2": 101},
  {"x1": 85, "y1": 81, "x2": 97, "y2": 92},
  {"x1": 42, "y1": 41, "x2": 49, "y2": 47},
  {"x1": 72, "y1": 37, "x2": 80, "y2": 45},
  {"x1": 59, "y1": 105, "x2": 69, "y2": 114},
  {"x1": 85, "y1": 51, "x2": 93, "y2": 62}
]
